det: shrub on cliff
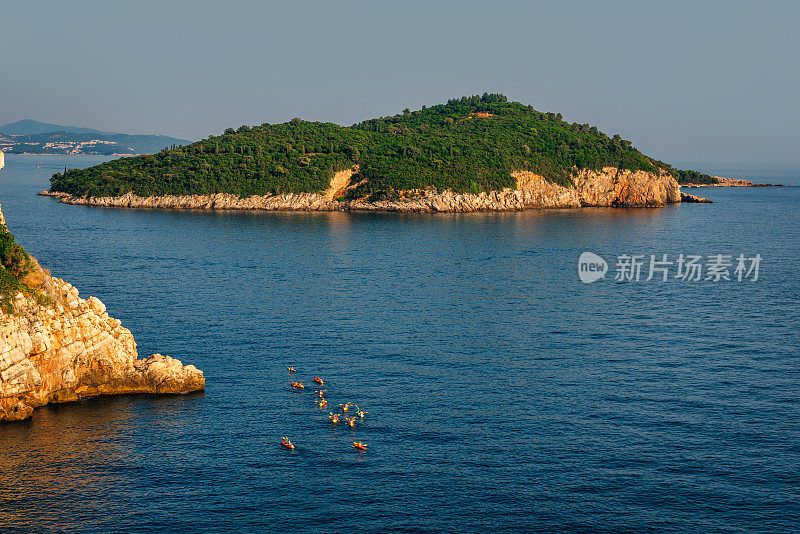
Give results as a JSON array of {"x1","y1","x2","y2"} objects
[
  {"x1": 0, "y1": 227, "x2": 35, "y2": 312},
  {"x1": 50, "y1": 93, "x2": 693, "y2": 199},
  {"x1": 0, "y1": 230, "x2": 31, "y2": 279}
]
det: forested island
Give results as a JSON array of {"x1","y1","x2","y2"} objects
[{"x1": 45, "y1": 94, "x2": 717, "y2": 211}]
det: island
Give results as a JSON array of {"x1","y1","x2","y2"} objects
[
  {"x1": 44, "y1": 94, "x2": 715, "y2": 211},
  {"x1": 0, "y1": 168, "x2": 205, "y2": 421}
]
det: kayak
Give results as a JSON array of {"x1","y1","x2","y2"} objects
[
  {"x1": 329, "y1": 413, "x2": 340, "y2": 424},
  {"x1": 353, "y1": 441, "x2": 367, "y2": 451},
  {"x1": 313, "y1": 376, "x2": 324, "y2": 385},
  {"x1": 281, "y1": 438, "x2": 295, "y2": 450},
  {"x1": 291, "y1": 381, "x2": 305, "y2": 389},
  {"x1": 346, "y1": 417, "x2": 356, "y2": 427}
]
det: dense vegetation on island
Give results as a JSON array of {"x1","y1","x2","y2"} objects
[{"x1": 50, "y1": 94, "x2": 712, "y2": 199}]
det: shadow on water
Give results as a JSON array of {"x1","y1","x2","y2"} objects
[{"x1": 0, "y1": 393, "x2": 206, "y2": 532}]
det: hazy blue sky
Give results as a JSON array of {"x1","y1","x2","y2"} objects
[{"x1": 1, "y1": 0, "x2": 798, "y2": 166}]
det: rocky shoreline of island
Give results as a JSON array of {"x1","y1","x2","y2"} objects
[{"x1": 40, "y1": 167, "x2": 716, "y2": 212}]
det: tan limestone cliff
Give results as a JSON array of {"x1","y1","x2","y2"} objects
[
  {"x1": 0, "y1": 200, "x2": 204, "y2": 422},
  {"x1": 571, "y1": 167, "x2": 681, "y2": 207}
]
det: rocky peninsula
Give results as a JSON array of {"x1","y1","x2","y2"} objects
[{"x1": 0, "y1": 196, "x2": 204, "y2": 422}]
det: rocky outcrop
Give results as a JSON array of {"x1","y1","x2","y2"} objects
[
  {"x1": 42, "y1": 166, "x2": 683, "y2": 213},
  {"x1": 0, "y1": 273, "x2": 205, "y2": 422},
  {"x1": 680, "y1": 192, "x2": 713, "y2": 203},
  {"x1": 0, "y1": 200, "x2": 204, "y2": 422}
]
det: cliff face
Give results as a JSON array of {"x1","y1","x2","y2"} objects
[
  {"x1": 571, "y1": 167, "x2": 681, "y2": 207},
  {"x1": 44, "y1": 166, "x2": 682, "y2": 212},
  {"x1": 0, "y1": 202, "x2": 204, "y2": 422}
]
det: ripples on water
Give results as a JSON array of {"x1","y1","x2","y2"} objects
[{"x1": 1, "y1": 156, "x2": 799, "y2": 533}]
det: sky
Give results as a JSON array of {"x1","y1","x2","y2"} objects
[{"x1": 1, "y1": 0, "x2": 798, "y2": 167}]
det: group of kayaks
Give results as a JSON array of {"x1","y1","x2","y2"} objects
[
  {"x1": 289, "y1": 375, "x2": 325, "y2": 390},
  {"x1": 283, "y1": 365, "x2": 369, "y2": 452}
]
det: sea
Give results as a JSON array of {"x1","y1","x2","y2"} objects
[{"x1": 1, "y1": 155, "x2": 798, "y2": 533}]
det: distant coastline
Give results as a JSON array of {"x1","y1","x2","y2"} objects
[
  {"x1": 0, "y1": 119, "x2": 189, "y2": 156},
  {"x1": 10, "y1": 152, "x2": 136, "y2": 157},
  {"x1": 681, "y1": 176, "x2": 783, "y2": 188}
]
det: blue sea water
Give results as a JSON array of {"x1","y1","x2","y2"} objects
[{"x1": 0, "y1": 155, "x2": 799, "y2": 533}]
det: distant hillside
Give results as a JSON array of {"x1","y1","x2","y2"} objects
[
  {"x1": 0, "y1": 120, "x2": 189, "y2": 155},
  {"x1": 49, "y1": 93, "x2": 711, "y2": 197},
  {"x1": 0, "y1": 119, "x2": 110, "y2": 136}
]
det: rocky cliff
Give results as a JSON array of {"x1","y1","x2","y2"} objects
[
  {"x1": 0, "y1": 201, "x2": 204, "y2": 422},
  {"x1": 570, "y1": 167, "x2": 681, "y2": 207},
  {"x1": 43, "y1": 166, "x2": 683, "y2": 212}
]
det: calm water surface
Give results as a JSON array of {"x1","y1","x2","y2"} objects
[{"x1": 1, "y1": 156, "x2": 798, "y2": 533}]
